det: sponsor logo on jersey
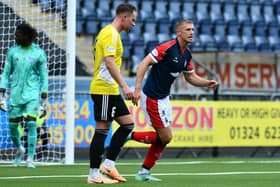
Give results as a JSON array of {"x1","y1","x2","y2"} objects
[
  {"x1": 106, "y1": 46, "x2": 115, "y2": 53},
  {"x1": 172, "y1": 57, "x2": 179, "y2": 63}
]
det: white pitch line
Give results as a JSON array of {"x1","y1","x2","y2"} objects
[
  {"x1": 73, "y1": 160, "x2": 280, "y2": 166},
  {"x1": 1, "y1": 171, "x2": 280, "y2": 180},
  {"x1": 116, "y1": 160, "x2": 280, "y2": 165},
  {"x1": 1, "y1": 160, "x2": 280, "y2": 167}
]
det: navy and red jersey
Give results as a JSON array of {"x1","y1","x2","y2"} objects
[{"x1": 143, "y1": 38, "x2": 194, "y2": 99}]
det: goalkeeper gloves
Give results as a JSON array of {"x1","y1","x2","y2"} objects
[
  {"x1": 38, "y1": 92, "x2": 47, "y2": 117},
  {"x1": 0, "y1": 88, "x2": 7, "y2": 112}
]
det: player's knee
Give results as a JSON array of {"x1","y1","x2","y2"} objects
[
  {"x1": 121, "y1": 123, "x2": 134, "y2": 133},
  {"x1": 26, "y1": 120, "x2": 36, "y2": 128},
  {"x1": 95, "y1": 129, "x2": 110, "y2": 135},
  {"x1": 156, "y1": 133, "x2": 172, "y2": 146},
  {"x1": 161, "y1": 134, "x2": 173, "y2": 145}
]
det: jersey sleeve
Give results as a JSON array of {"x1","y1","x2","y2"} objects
[
  {"x1": 149, "y1": 40, "x2": 176, "y2": 63},
  {"x1": 183, "y1": 59, "x2": 194, "y2": 73},
  {"x1": 102, "y1": 29, "x2": 118, "y2": 57},
  {"x1": 38, "y1": 50, "x2": 48, "y2": 93},
  {"x1": 183, "y1": 50, "x2": 194, "y2": 74},
  {"x1": 0, "y1": 49, "x2": 13, "y2": 89}
]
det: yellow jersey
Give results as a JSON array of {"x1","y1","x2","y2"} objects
[{"x1": 89, "y1": 24, "x2": 123, "y2": 95}]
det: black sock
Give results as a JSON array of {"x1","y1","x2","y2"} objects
[
  {"x1": 89, "y1": 130, "x2": 108, "y2": 168},
  {"x1": 106, "y1": 124, "x2": 133, "y2": 161}
]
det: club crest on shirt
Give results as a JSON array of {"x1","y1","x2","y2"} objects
[{"x1": 14, "y1": 57, "x2": 19, "y2": 63}]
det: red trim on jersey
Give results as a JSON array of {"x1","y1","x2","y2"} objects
[
  {"x1": 146, "y1": 97, "x2": 164, "y2": 128},
  {"x1": 153, "y1": 39, "x2": 177, "y2": 61},
  {"x1": 187, "y1": 59, "x2": 193, "y2": 71}
]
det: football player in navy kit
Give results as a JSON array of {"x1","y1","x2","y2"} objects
[{"x1": 131, "y1": 19, "x2": 218, "y2": 181}]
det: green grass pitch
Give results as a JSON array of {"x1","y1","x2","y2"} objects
[{"x1": 1, "y1": 158, "x2": 280, "y2": 187}]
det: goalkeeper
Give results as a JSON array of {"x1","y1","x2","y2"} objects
[{"x1": 0, "y1": 23, "x2": 48, "y2": 168}]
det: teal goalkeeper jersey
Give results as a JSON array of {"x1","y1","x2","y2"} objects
[{"x1": 0, "y1": 43, "x2": 48, "y2": 105}]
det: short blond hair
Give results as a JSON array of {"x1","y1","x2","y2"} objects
[{"x1": 175, "y1": 19, "x2": 193, "y2": 30}]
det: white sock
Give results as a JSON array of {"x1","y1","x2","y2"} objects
[
  {"x1": 103, "y1": 158, "x2": 115, "y2": 168},
  {"x1": 138, "y1": 167, "x2": 149, "y2": 174},
  {"x1": 89, "y1": 168, "x2": 100, "y2": 178}
]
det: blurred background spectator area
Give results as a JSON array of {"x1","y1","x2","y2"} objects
[
  {"x1": 31, "y1": 0, "x2": 280, "y2": 99},
  {"x1": 65, "y1": 0, "x2": 280, "y2": 76}
]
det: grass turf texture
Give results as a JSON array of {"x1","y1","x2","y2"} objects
[{"x1": 1, "y1": 158, "x2": 280, "y2": 187}]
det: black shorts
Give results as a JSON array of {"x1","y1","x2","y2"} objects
[{"x1": 91, "y1": 94, "x2": 130, "y2": 122}]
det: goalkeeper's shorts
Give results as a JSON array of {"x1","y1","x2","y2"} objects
[{"x1": 9, "y1": 99, "x2": 39, "y2": 119}]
